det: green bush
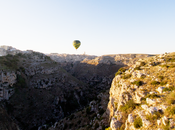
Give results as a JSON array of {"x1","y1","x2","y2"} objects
[
  {"x1": 134, "y1": 66, "x2": 141, "y2": 70},
  {"x1": 120, "y1": 100, "x2": 137, "y2": 113},
  {"x1": 165, "y1": 57, "x2": 175, "y2": 62},
  {"x1": 165, "y1": 86, "x2": 175, "y2": 92},
  {"x1": 146, "y1": 111, "x2": 163, "y2": 122},
  {"x1": 166, "y1": 106, "x2": 175, "y2": 116},
  {"x1": 105, "y1": 127, "x2": 112, "y2": 130},
  {"x1": 140, "y1": 62, "x2": 146, "y2": 66},
  {"x1": 14, "y1": 75, "x2": 27, "y2": 88},
  {"x1": 115, "y1": 68, "x2": 126, "y2": 76},
  {"x1": 131, "y1": 80, "x2": 143, "y2": 86},
  {"x1": 166, "y1": 91, "x2": 175, "y2": 105},
  {"x1": 145, "y1": 93, "x2": 160, "y2": 99},
  {"x1": 158, "y1": 76, "x2": 164, "y2": 80},
  {"x1": 160, "y1": 81, "x2": 167, "y2": 86},
  {"x1": 134, "y1": 117, "x2": 142, "y2": 128},
  {"x1": 122, "y1": 74, "x2": 132, "y2": 79},
  {"x1": 151, "y1": 81, "x2": 160, "y2": 85}
]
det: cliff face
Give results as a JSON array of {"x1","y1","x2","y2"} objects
[
  {"x1": 107, "y1": 52, "x2": 175, "y2": 130},
  {"x1": 0, "y1": 71, "x2": 16, "y2": 100}
]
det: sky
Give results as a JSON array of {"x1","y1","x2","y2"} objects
[{"x1": 0, "y1": 0, "x2": 175, "y2": 56}]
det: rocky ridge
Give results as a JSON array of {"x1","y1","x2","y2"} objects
[{"x1": 106, "y1": 52, "x2": 175, "y2": 130}]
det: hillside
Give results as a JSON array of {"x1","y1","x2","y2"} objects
[{"x1": 106, "y1": 52, "x2": 175, "y2": 130}]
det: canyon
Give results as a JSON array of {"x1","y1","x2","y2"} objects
[{"x1": 1, "y1": 46, "x2": 174, "y2": 130}]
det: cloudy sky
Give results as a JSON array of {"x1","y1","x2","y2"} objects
[{"x1": 0, "y1": 0, "x2": 174, "y2": 55}]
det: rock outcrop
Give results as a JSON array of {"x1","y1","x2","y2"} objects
[
  {"x1": 0, "y1": 71, "x2": 16, "y2": 100},
  {"x1": 106, "y1": 52, "x2": 175, "y2": 130}
]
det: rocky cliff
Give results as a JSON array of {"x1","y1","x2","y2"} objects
[{"x1": 106, "y1": 52, "x2": 175, "y2": 130}]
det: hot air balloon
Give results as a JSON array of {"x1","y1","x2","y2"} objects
[{"x1": 73, "y1": 40, "x2": 81, "y2": 50}]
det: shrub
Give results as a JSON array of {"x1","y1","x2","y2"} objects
[
  {"x1": 140, "y1": 62, "x2": 146, "y2": 66},
  {"x1": 14, "y1": 75, "x2": 27, "y2": 88},
  {"x1": 166, "y1": 91, "x2": 175, "y2": 105},
  {"x1": 158, "y1": 76, "x2": 164, "y2": 80},
  {"x1": 131, "y1": 80, "x2": 143, "y2": 86},
  {"x1": 94, "y1": 122, "x2": 99, "y2": 129},
  {"x1": 115, "y1": 68, "x2": 126, "y2": 76},
  {"x1": 99, "y1": 108, "x2": 105, "y2": 115},
  {"x1": 145, "y1": 93, "x2": 160, "y2": 99},
  {"x1": 163, "y1": 87, "x2": 171, "y2": 92},
  {"x1": 86, "y1": 106, "x2": 91, "y2": 114},
  {"x1": 134, "y1": 66, "x2": 141, "y2": 70},
  {"x1": 134, "y1": 116, "x2": 142, "y2": 128},
  {"x1": 160, "y1": 81, "x2": 167, "y2": 86},
  {"x1": 122, "y1": 74, "x2": 132, "y2": 79},
  {"x1": 165, "y1": 106, "x2": 175, "y2": 116},
  {"x1": 165, "y1": 57, "x2": 175, "y2": 62},
  {"x1": 151, "y1": 81, "x2": 160, "y2": 85},
  {"x1": 120, "y1": 100, "x2": 137, "y2": 113},
  {"x1": 105, "y1": 127, "x2": 112, "y2": 130},
  {"x1": 146, "y1": 111, "x2": 163, "y2": 122}
]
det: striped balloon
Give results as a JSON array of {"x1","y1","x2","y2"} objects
[{"x1": 73, "y1": 40, "x2": 81, "y2": 50}]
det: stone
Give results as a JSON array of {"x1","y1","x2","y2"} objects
[
  {"x1": 148, "y1": 107, "x2": 158, "y2": 114},
  {"x1": 162, "y1": 116, "x2": 168, "y2": 126},
  {"x1": 114, "y1": 111, "x2": 122, "y2": 121},
  {"x1": 110, "y1": 117, "x2": 122, "y2": 130},
  {"x1": 157, "y1": 119, "x2": 161, "y2": 126},
  {"x1": 141, "y1": 105, "x2": 149, "y2": 112},
  {"x1": 142, "y1": 118, "x2": 151, "y2": 127},
  {"x1": 128, "y1": 114, "x2": 134, "y2": 123},
  {"x1": 170, "y1": 119, "x2": 175, "y2": 128},
  {"x1": 157, "y1": 87, "x2": 165, "y2": 94},
  {"x1": 146, "y1": 98, "x2": 156, "y2": 105}
]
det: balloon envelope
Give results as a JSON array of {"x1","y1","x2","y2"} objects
[{"x1": 73, "y1": 40, "x2": 81, "y2": 50}]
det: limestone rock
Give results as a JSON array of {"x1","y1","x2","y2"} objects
[
  {"x1": 157, "y1": 87, "x2": 165, "y2": 94},
  {"x1": 110, "y1": 117, "x2": 122, "y2": 130},
  {"x1": 128, "y1": 114, "x2": 134, "y2": 123},
  {"x1": 146, "y1": 98, "x2": 156, "y2": 105}
]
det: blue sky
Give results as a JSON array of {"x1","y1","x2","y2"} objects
[{"x1": 0, "y1": 0, "x2": 174, "y2": 55}]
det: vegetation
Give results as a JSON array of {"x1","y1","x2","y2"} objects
[
  {"x1": 134, "y1": 66, "x2": 141, "y2": 70},
  {"x1": 131, "y1": 80, "x2": 143, "y2": 86},
  {"x1": 134, "y1": 116, "x2": 142, "y2": 128},
  {"x1": 115, "y1": 67, "x2": 126, "y2": 76},
  {"x1": 163, "y1": 86, "x2": 175, "y2": 92},
  {"x1": 140, "y1": 62, "x2": 146, "y2": 66},
  {"x1": 146, "y1": 111, "x2": 163, "y2": 122},
  {"x1": 105, "y1": 127, "x2": 112, "y2": 130},
  {"x1": 121, "y1": 74, "x2": 132, "y2": 79},
  {"x1": 150, "y1": 81, "x2": 160, "y2": 85},
  {"x1": 165, "y1": 106, "x2": 175, "y2": 116},
  {"x1": 0, "y1": 54, "x2": 19, "y2": 70},
  {"x1": 166, "y1": 91, "x2": 175, "y2": 105},
  {"x1": 145, "y1": 93, "x2": 160, "y2": 99},
  {"x1": 120, "y1": 100, "x2": 137, "y2": 113}
]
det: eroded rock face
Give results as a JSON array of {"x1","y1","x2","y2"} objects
[
  {"x1": 106, "y1": 52, "x2": 175, "y2": 130},
  {"x1": 0, "y1": 71, "x2": 16, "y2": 100}
]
